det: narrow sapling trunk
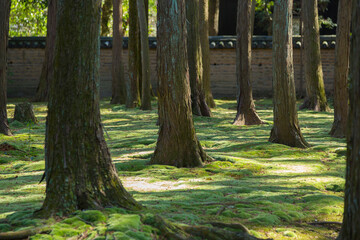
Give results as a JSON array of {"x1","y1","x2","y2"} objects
[
  {"x1": 200, "y1": 0, "x2": 216, "y2": 108},
  {"x1": 101, "y1": 0, "x2": 113, "y2": 36},
  {"x1": 337, "y1": 2, "x2": 360, "y2": 237},
  {"x1": 0, "y1": 0, "x2": 11, "y2": 136},
  {"x1": 33, "y1": 0, "x2": 56, "y2": 102},
  {"x1": 300, "y1": 0, "x2": 329, "y2": 112},
  {"x1": 36, "y1": 0, "x2": 141, "y2": 217},
  {"x1": 233, "y1": 0, "x2": 263, "y2": 126},
  {"x1": 137, "y1": 0, "x2": 151, "y2": 110},
  {"x1": 151, "y1": 0, "x2": 211, "y2": 168},
  {"x1": 269, "y1": 0, "x2": 309, "y2": 148},
  {"x1": 110, "y1": 0, "x2": 126, "y2": 104},
  {"x1": 186, "y1": 0, "x2": 211, "y2": 117},
  {"x1": 208, "y1": 0, "x2": 220, "y2": 36},
  {"x1": 330, "y1": 0, "x2": 352, "y2": 138}
]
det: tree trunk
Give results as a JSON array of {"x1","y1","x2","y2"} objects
[
  {"x1": 251, "y1": 0, "x2": 256, "y2": 36},
  {"x1": 110, "y1": 0, "x2": 126, "y2": 104},
  {"x1": 330, "y1": 0, "x2": 352, "y2": 138},
  {"x1": 151, "y1": 0, "x2": 210, "y2": 168},
  {"x1": 233, "y1": 0, "x2": 263, "y2": 126},
  {"x1": 126, "y1": 0, "x2": 141, "y2": 108},
  {"x1": 33, "y1": 0, "x2": 56, "y2": 102},
  {"x1": 269, "y1": 0, "x2": 309, "y2": 149},
  {"x1": 101, "y1": 0, "x2": 113, "y2": 36},
  {"x1": 0, "y1": 0, "x2": 11, "y2": 136},
  {"x1": 208, "y1": 0, "x2": 219, "y2": 36},
  {"x1": 36, "y1": 0, "x2": 141, "y2": 218},
  {"x1": 300, "y1": 0, "x2": 329, "y2": 112},
  {"x1": 337, "y1": 2, "x2": 360, "y2": 238},
  {"x1": 186, "y1": 0, "x2": 211, "y2": 117},
  {"x1": 200, "y1": 0, "x2": 216, "y2": 108},
  {"x1": 137, "y1": 0, "x2": 152, "y2": 110}
]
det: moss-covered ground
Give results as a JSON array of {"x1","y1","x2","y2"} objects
[{"x1": 0, "y1": 99, "x2": 345, "y2": 239}]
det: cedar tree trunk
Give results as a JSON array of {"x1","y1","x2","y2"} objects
[
  {"x1": 233, "y1": 0, "x2": 263, "y2": 126},
  {"x1": 269, "y1": 0, "x2": 309, "y2": 148},
  {"x1": 330, "y1": 0, "x2": 352, "y2": 138},
  {"x1": 101, "y1": 0, "x2": 113, "y2": 36},
  {"x1": 150, "y1": 0, "x2": 210, "y2": 168},
  {"x1": 126, "y1": 0, "x2": 141, "y2": 108},
  {"x1": 0, "y1": 0, "x2": 11, "y2": 136},
  {"x1": 200, "y1": 0, "x2": 216, "y2": 108},
  {"x1": 186, "y1": 0, "x2": 211, "y2": 117},
  {"x1": 33, "y1": 0, "x2": 56, "y2": 102},
  {"x1": 110, "y1": 0, "x2": 126, "y2": 104},
  {"x1": 37, "y1": 0, "x2": 141, "y2": 217},
  {"x1": 137, "y1": 0, "x2": 152, "y2": 110},
  {"x1": 209, "y1": 0, "x2": 219, "y2": 36},
  {"x1": 300, "y1": 0, "x2": 329, "y2": 111},
  {"x1": 337, "y1": 2, "x2": 360, "y2": 237}
]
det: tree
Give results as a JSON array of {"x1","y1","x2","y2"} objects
[
  {"x1": 33, "y1": 0, "x2": 56, "y2": 102},
  {"x1": 208, "y1": 0, "x2": 219, "y2": 36},
  {"x1": 36, "y1": 0, "x2": 141, "y2": 217},
  {"x1": 233, "y1": 0, "x2": 263, "y2": 126},
  {"x1": 110, "y1": 0, "x2": 126, "y2": 104},
  {"x1": 269, "y1": 0, "x2": 308, "y2": 148},
  {"x1": 150, "y1": 0, "x2": 210, "y2": 168},
  {"x1": 337, "y1": 2, "x2": 360, "y2": 237},
  {"x1": 0, "y1": 0, "x2": 12, "y2": 136},
  {"x1": 199, "y1": 0, "x2": 216, "y2": 108},
  {"x1": 101, "y1": 0, "x2": 113, "y2": 36},
  {"x1": 330, "y1": 0, "x2": 352, "y2": 138},
  {"x1": 300, "y1": 0, "x2": 329, "y2": 111},
  {"x1": 137, "y1": 0, "x2": 152, "y2": 110},
  {"x1": 186, "y1": 0, "x2": 211, "y2": 117}
]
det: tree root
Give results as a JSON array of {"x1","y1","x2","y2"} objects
[
  {"x1": 0, "y1": 227, "x2": 50, "y2": 240},
  {"x1": 308, "y1": 221, "x2": 342, "y2": 226}
]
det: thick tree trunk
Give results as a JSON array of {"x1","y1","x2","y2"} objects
[
  {"x1": 186, "y1": 0, "x2": 211, "y2": 117},
  {"x1": 36, "y1": 0, "x2": 141, "y2": 217},
  {"x1": 110, "y1": 0, "x2": 126, "y2": 104},
  {"x1": 33, "y1": 0, "x2": 56, "y2": 102},
  {"x1": 200, "y1": 0, "x2": 216, "y2": 108},
  {"x1": 269, "y1": 0, "x2": 309, "y2": 148},
  {"x1": 330, "y1": 0, "x2": 352, "y2": 138},
  {"x1": 0, "y1": 0, "x2": 11, "y2": 136},
  {"x1": 209, "y1": 0, "x2": 219, "y2": 36},
  {"x1": 300, "y1": 0, "x2": 329, "y2": 112},
  {"x1": 251, "y1": 0, "x2": 256, "y2": 36},
  {"x1": 337, "y1": 2, "x2": 360, "y2": 238},
  {"x1": 126, "y1": 0, "x2": 141, "y2": 108},
  {"x1": 137, "y1": 0, "x2": 152, "y2": 110},
  {"x1": 101, "y1": 0, "x2": 113, "y2": 36},
  {"x1": 151, "y1": 0, "x2": 210, "y2": 168},
  {"x1": 233, "y1": 0, "x2": 263, "y2": 126}
]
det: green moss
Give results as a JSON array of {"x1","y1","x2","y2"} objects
[
  {"x1": 104, "y1": 207, "x2": 128, "y2": 215},
  {"x1": 111, "y1": 231, "x2": 132, "y2": 240},
  {"x1": 125, "y1": 230, "x2": 152, "y2": 240},
  {"x1": 107, "y1": 214, "x2": 141, "y2": 232},
  {"x1": 167, "y1": 213, "x2": 200, "y2": 225},
  {"x1": 249, "y1": 214, "x2": 281, "y2": 226},
  {"x1": 283, "y1": 231, "x2": 297, "y2": 237},
  {"x1": 0, "y1": 223, "x2": 12, "y2": 232},
  {"x1": 30, "y1": 235, "x2": 54, "y2": 240},
  {"x1": 76, "y1": 210, "x2": 107, "y2": 224},
  {"x1": 221, "y1": 210, "x2": 237, "y2": 218},
  {"x1": 10, "y1": 120, "x2": 25, "y2": 128}
]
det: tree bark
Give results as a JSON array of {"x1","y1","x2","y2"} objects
[
  {"x1": 269, "y1": 0, "x2": 309, "y2": 148},
  {"x1": 208, "y1": 0, "x2": 219, "y2": 36},
  {"x1": 33, "y1": 0, "x2": 56, "y2": 102},
  {"x1": 0, "y1": 0, "x2": 11, "y2": 136},
  {"x1": 110, "y1": 0, "x2": 126, "y2": 104},
  {"x1": 126, "y1": 0, "x2": 141, "y2": 108},
  {"x1": 186, "y1": 0, "x2": 211, "y2": 117},
  {"x1": 200, "y1": 0, "x2": 216, "y2": 108},
  {"x1": 233, "y1": 0, "x2": 263, "y2": 126},
  {"x1": 330, "y1": 0, "x2": 352, "y2": 138},
  {"x1": 36, "y1": 0, "x2": 141, "y2": 217},
  {"x1": 151, "y1": 0, "x2": 210, "y2": 168},
  {"x1": 137, "y1": 0, "x2": 152, "y2": 110},
  {"x1": 337, "y1": 2, "x2": 360, "y2": 238},
  {"x1": 101, "y1": 0, "x2": 113, "y2": 36},
  {"x1": 300, "y1": 0, "x2": 329, "y2": 112}
]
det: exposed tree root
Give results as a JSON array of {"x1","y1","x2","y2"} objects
[
  {"x1": 308, "y1": 221, "x2": 342, "y2": 226},
  {"x1": 329, "y1": 120, "x2": 346, "y2": 138},
  {"x1": 299, "y1": 98, "x2": 330, "y2": 112},
  {"x1": 0, "y1": 227, "x2": 50, "y2": 240}
]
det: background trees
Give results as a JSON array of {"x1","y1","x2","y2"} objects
[
  {"x1": 38, "y1": 0, "x2": 140, "y2": 217},
  {"x1": 0, "y1": 0, "x2": 12, "y2": 136}
]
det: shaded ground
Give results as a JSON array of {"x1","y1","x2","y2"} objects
[{"x1": 0, "y1": 99, "x2": 345, "y2": 239}]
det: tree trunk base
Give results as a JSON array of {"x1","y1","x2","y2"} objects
[
  {"x1": 13, "y1": 102, "x2": 38, "y2": 124},
  {"x1": 206, "y1": 95, "x2": 216, "y2": 108},
  {"x1": 193, "y1": 97, "x2": 212, "y2": 117},
  {"x1": 299, "y1": 98, "x2": 330, "y2": 112},
  {"x1": 233, "y1": 109, "x2": 264, "y2": 126},
  {"x1": 0, "y1": 122, "x2": 12, "y2": 136},
  {"x1": 110, "y1": 97, "x2": 126, "y2": 105},
  {"x1": 330, "y1": 120, "x2": 346, "y2": 138},
  {"x1": 269, "y1": 127, "x2": 309, "y2": 148}
]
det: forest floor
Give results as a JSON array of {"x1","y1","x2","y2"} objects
[{"x1": 0, "y1": 99, "x2": 345, "y2": 240}]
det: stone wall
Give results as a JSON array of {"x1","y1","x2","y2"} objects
[{"x1": 7, "y1": 36, "x2": 336, "y2": 99}]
